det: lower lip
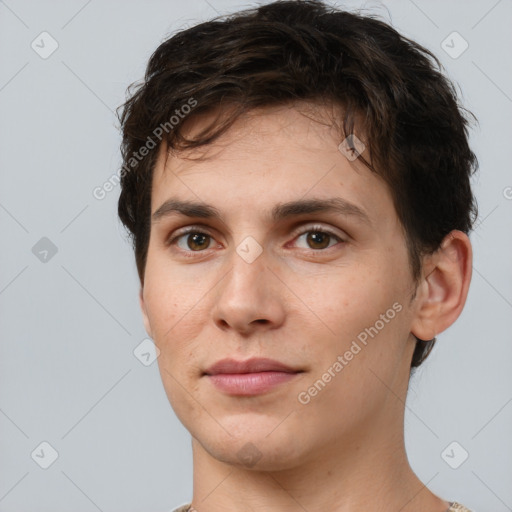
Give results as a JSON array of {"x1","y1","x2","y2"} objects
[{"x1": 206, "y1": 371, "x2": 299, "y2": 396}]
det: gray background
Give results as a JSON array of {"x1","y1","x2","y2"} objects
[{"x1": 0, "y1": 0, "x2": 511, "y2": 511}]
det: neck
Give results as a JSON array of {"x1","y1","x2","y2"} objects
[{"x1": 189, "y1": 408, "x2": 449, "y2": 512}]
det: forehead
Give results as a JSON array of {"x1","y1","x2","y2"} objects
[{"x1": 150, "y1": 104, "x2": 396, "y2": 227}]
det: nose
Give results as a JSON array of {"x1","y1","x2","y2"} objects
[{"x1": 211, "y1": 249, "x2": 286, "y2": 336}]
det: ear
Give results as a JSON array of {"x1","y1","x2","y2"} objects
[
  {"x1": 139, "y1": 287, "x2": 153, "y2": 338},
  {"x1": 410, "y1": 230, "x2": 472, "y2": 341}
]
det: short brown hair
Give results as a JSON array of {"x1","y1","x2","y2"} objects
[{"x1": 117, "y1": 0, "x2": 478, "y2": 367}]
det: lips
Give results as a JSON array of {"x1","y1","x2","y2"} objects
[
  {"x1": 204, "y1": 357, "x2": 299, "y2": 375},
  {"x1": 203, "y1": 358, "x2": 303, "y2": 396}
]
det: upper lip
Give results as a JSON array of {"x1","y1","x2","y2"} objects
[{"x1": 204, "y1": 358, "x2": 301, "y2": 375}]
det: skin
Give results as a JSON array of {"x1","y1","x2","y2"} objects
[{"x1": 139, "y1": 103, "x2": 472, "y2": 512}]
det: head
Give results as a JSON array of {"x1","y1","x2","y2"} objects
[{"x1": 117, "y1": 0, "x2": 477, "y2": 470}]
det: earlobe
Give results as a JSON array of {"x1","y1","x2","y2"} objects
[
  {"x1": 139, "y1": 287, "x2": 153, "y2": 338},
  {"x1": 410, "y1": 230, "x2": 472, "y2": 341}
]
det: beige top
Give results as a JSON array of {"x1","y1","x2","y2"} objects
[{"x1": 172, "y1": 503, "x2": 472, "y2": 512}]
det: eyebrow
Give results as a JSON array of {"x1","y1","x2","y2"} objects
[{"x1": 152, "y1": 197, "x2": 371, "y2": 226}]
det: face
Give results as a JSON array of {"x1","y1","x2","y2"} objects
[{"x1": 141, "y1": 104, "x2": 421, "y2": 471}]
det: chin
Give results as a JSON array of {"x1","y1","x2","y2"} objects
[
  {"x1": 201, "y1": 435, "x2": 308, "y2": 472},
  {"x1": 191, "y1": 414, "x2": 314, "y2": 472}
]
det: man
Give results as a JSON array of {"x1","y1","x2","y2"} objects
[{"x1": 117, "y1": 1, "x2": 477, "y2": 510}]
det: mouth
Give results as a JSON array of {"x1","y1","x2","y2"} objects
[{"x1": 203, "y1": 357, "x2": 304, "y2": 396}]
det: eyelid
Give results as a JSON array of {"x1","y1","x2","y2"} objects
[
  {"x1": 166, "y1": 224, "x2": 217, "y2": 245},
  {"x1": 166, "y1": 224, "x2": 347, "y2": 261},
  {"x1": 289, "y1": 223, "x2": 347, "y2": 243},
  {"x1": 166, "y1": 222, "x2": 347, "y2": 253}
]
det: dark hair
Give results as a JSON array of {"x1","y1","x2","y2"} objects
[{"x1": 117, "y1": 0, "x2": 478, "y2": 368}]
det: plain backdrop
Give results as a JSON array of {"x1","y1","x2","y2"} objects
[{"x1": 0, "y1": 1, "x2": 511, "y2": 511}]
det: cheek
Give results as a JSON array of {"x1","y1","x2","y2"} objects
[
  {"x1": 143, "y1": 256, "x2": 207, "y2": 355},
  {"x1": 143, "y1": 268, "x2": 208, "y2": 416},
  {"x1": 297, "y1": 259, "x2": 410, "y2": 369},
  {"x1": 158, "y1": 362, "x2": 207, "y2": 437},
  {"x1": 294, "y1": 263, "x2": 384, "y2": 333}
]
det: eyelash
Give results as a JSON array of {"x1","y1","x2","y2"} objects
[{"x1": 167, "y1": 224, "x2": 345, "y2": 256}]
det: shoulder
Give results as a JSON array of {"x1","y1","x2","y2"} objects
[
  {"x1": 171, "y1": 502, "x2": 474, "y2": 512},
  {"x1": 171, "y1": 504, "x2": 192, "y2": 512},
  {"x1": 448, "y1": 503, "x2": 474, "y2": 512}
]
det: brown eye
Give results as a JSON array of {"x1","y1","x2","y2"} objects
[
  {"x1": 294, "y1": 229, "x2": 342, "y2": 250},
  {"x1": 176, "y1": 232, "x2": 212, "y2": 251},
  {"x1": 306, "y1": 231, "x2": 331, "y2": 249}
]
